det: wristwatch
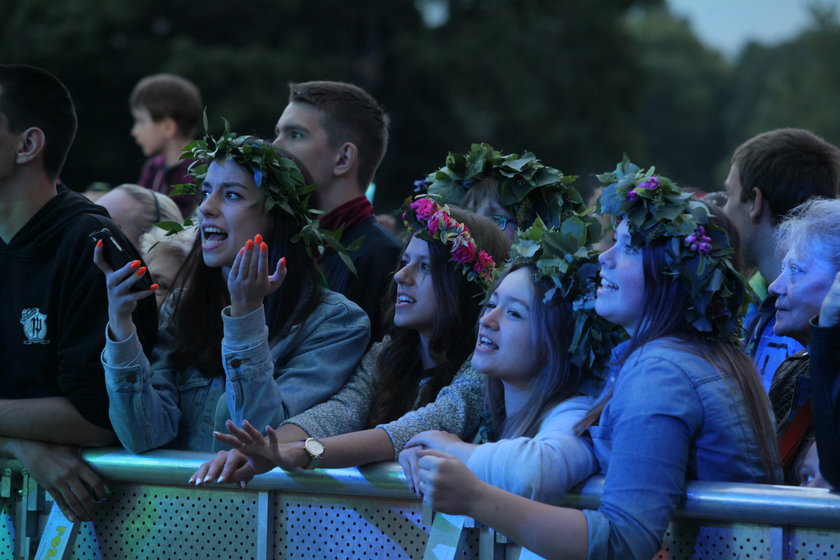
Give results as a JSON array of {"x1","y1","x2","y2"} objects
[{"x1": 303, "y1": 437, "x2": 325, "y2": 470}]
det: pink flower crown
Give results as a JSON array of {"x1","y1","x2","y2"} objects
[{"x1": 402, "y1": 197, "x2": 497, "y2": 289}]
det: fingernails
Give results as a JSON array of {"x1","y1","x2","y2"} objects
[
  {"x1": 150, "y1": 283, "x2": 159, "y2": 291},
  {"x1": 188, "y1": 476, "x2": 195, "y2": 484},
  {"x1": 260, "y1": 242, "x2": 267, "y2": 252},
  {"x1": 239, "y1": 481, "x2": 247, "y2": 489},
  {"x1": 203, "y1": 475, "x2": 212, "y2": 483},
  {"x1": 95, "y1": 239, "x2": 103, "y2": 248},
  {"x1": 130, "y1": 260, "x2": 141, "y2": 269},
  {"x1": 217, "y1": 476, "x2": 225, "y2": 483},
  {"x1": 246, "y1": 239, "x2": 254, "y2": 250},
  {"x1": 240, "y1": 248, "x2": 245, "y2": 255},
  {"x1": 254, "y1": 234, "x2": 263, "y2": 245},
  {"x1": 136, "y1": 266, "x2": 147, "y2": 276},
  {"x1": 280, "y1": 257, "x2": 286, "y2": 268}
]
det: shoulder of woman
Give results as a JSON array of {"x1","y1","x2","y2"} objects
[{"x1": 313, "y1": 289, "x2": 370, "y2": 327}]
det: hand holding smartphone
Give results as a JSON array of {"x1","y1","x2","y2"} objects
[{"x1": 89, "y1": 228, "x2": 154, "y2": 290}]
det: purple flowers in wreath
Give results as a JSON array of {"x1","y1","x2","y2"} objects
[
  {"x1": 402, "y1": 196, "x2": 497, "y2": 289},
  {"x1": 685, "y1": 225, "x2": 713, "y2": 254},
  {"x1": 626, "y1": 176, "x2": 660, "y2": 201}
]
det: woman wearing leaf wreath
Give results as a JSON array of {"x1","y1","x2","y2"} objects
[
  {"x1": 93, "y1": 128, "x2": 370, "y2": 453},
  {"x1": 412, "y1": 159, "x2": 781, "y2": 560},
  {"x1": 419, "y1": 143, "x2": 589, "y2": 244},
  {"x1": 190, "y1": 197, "x2": 508, "y2": 483},
  {"x1": 399, "y1": 217, "x2": 614, "y2": 504}
]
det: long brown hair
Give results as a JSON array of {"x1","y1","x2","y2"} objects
[
  {"x1": 577, "y1": 232, "x2": 779, "y2": 481},
  {"x1": 485, "y1": 262, "x2": 584, "y2": 440},
  {"x1": 367, "y1": 208, "x2": 509, "y2": 427},
  {"x1": 169, "y1": 150, "x2": 322, "y2": 378}
]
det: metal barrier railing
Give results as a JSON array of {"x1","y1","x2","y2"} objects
[{"x1": 0, "y1": 448, "x2": 836, "y2": 559}]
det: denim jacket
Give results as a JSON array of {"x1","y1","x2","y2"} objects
[
  {"x1": 102, "y1": 289, "x2": 370, "y2": 453},
  {"x1": 584, "y1": 338, "x2": 781, "y2": 560}
]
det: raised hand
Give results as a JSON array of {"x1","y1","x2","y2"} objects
[{"x1": 228, "y1": 234, "x2": 287, "y2": 317}]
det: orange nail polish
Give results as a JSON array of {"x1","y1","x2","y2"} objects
[
  {"x1": 260, "y1": 242, "x2": 267, "y2": 252},
  {"x1": 280, "y1": 257, "x2": 286, "y2": 268},
  {"x1": 254, "y1": 234, "x2": 263, "y2": 245},
  {"x1": 95, "y1": 239, "x2": 103, "y2": 248},
  {"x1": 150, "y1": 283, "x2": 159, "y2": 291},
  {"x1": 246, "y1": 239, "x2": 254, "y2": 250},
  {"x1": 130, "y1": 260, "x2": 141, "y2": 269},
  {"x1": 137, "y1": 266, "x2": 147, "y2": 276}
]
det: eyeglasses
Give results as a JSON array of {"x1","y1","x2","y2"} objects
[{"x1": 488, "y1": 214, "x2": 516, "y2": 231}]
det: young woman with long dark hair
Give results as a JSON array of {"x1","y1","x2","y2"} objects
[{"x1": 94, "y1": 131, "x2": 370, "y2": 453}]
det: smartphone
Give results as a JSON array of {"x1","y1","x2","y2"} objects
[{"x1": 89, "y1": 228, "x2": 154, "y2": 290}]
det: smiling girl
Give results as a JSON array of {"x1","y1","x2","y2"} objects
[
  {"x1": 190, "y1": 197, "x2": 508, "y2": 483},
  {"x1": 413, "y1": 159, "x2": 781, "y2": 560},
  {"x1": 94, "y1": 131, "x2": 370, "y2": 453},
  {"x1": 400, "y1": 218, "x2": 611, "y2": 504}
]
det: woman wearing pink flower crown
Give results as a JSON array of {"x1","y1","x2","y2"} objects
[{"x1": 190, "y1": 197, "x2": 508, "y2": 483}]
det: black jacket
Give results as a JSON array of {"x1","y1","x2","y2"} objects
[
  {"x1": 320, "y1": 216, "x2": 402, "y2": 342},
  {"x1": 0, "y1": 187, "x2": 157, "y2": 429}
]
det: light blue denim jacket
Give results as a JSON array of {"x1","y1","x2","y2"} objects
[
  {"x1": 102, "y1": 289, "x2": 370, "y2": 453},
  {"x1": 584, "y1": 338, "x2": 781, "y2": 560}
]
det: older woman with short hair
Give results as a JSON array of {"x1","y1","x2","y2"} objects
[{"x1": 766, "y1": 197, "x2": 840, "y2": 483}]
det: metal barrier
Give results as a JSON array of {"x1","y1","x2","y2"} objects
[{"x1": 0, "y1": 448, "x2": 837, "y2": 559}]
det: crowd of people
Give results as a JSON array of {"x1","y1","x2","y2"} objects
[{"x1": 2, "y1": 63, "x2": 839, "y2": 559}]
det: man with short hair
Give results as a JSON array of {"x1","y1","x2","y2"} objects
[
  {"x1": 722, "y1": 128, "x2": 840, "y2": 389},
  {"x1": 0, "y1": 65, "x2": 156, "y2": 521},
  {"x1": 273, "y1": 81, "x2": 402, "y2": 341}
]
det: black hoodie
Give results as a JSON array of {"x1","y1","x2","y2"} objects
[{"x1": 0, "y1": 186, "x2": 157, "y2": 429}]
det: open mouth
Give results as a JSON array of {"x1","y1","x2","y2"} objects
[
  {"x1": 202, "y1": 226, "x2": 229, "y2": 247},
  {"x1": 476, "y1": 334, "x2": 498, "y2": 351},
  {"x1": 396, "y1": 294, "x2": 416, "y2": 305}
]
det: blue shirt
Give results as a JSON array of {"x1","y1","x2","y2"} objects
[{"x1": 584, "y1": 338, "x2": 781, "y2": 560}]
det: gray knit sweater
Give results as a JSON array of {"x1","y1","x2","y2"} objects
[{"x1": 284, "y1": 341, "x2": 485, "y2": 459}]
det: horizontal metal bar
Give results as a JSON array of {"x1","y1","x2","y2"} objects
[
  {"x1": 78, "y1": 448, "x2": 416, "y2": 499},
  {"x1": 42, "y1": 448, "x2": 838, "y2": 529}
]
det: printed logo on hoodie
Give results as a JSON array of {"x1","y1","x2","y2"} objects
[{"x1": 20, "y1": 308, "x2": 50, "y2": 345}]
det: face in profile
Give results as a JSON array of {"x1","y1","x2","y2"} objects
[
  {"x1": 130, "y1": 107, "x2": 168, "y2": 157},
  {"x1": 768, "y1": 243, "x2": 835, "y2": 345},
  {"x1": 198, "y1": 159, "x2": 272, "y2": 269},
  {"x1": 393, "y1": 235, "x2": 439, "y2": 339},
  {"x1": 472, "y1": 267, "x2": 539, "y2": 389},
  {"x1": 272, "y1": 102, "x2": 334, "y2": 190},
  {"x1": 596, "y1": 220, "x2": 645, "y2": 335}
]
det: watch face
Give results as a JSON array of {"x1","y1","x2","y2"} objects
[{"x1": 305, "y1": 439, "x2": 325, "y2": 456}]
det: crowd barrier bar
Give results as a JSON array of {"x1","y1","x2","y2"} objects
[{"x1": 0, "y1": 448, "x2": 835, "y2": 559}]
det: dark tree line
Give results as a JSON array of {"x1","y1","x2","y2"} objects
[{"x1": 2, "y1": 0, "x2": 838, "y2": 211}]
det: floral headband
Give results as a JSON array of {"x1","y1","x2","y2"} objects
[
  {"x1": 402, "y1": 196, "x2": 497, "y2": 290},
  {"x1": 510, "y1": 216, "x2": 618, "y2": 375},
  {"x1": 596, "y1": 156, "x2": 749, "y2": 343},
  {"x1": 166, "y1": 117, "x2": 356, "y2": 271},
  {"x1": 416, "y1": 143, "x2": 592, "y2": 231}
]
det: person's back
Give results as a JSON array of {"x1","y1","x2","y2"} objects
[
  {"x1": 722, "y1": 128, "x2": 840, "y2": 388},
  {"x1": 129, "y1": 73, "x2": 203, "y2": 218},
  {"x1": 272, "y1": 80, "x2": 402, "y2": 340}
]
